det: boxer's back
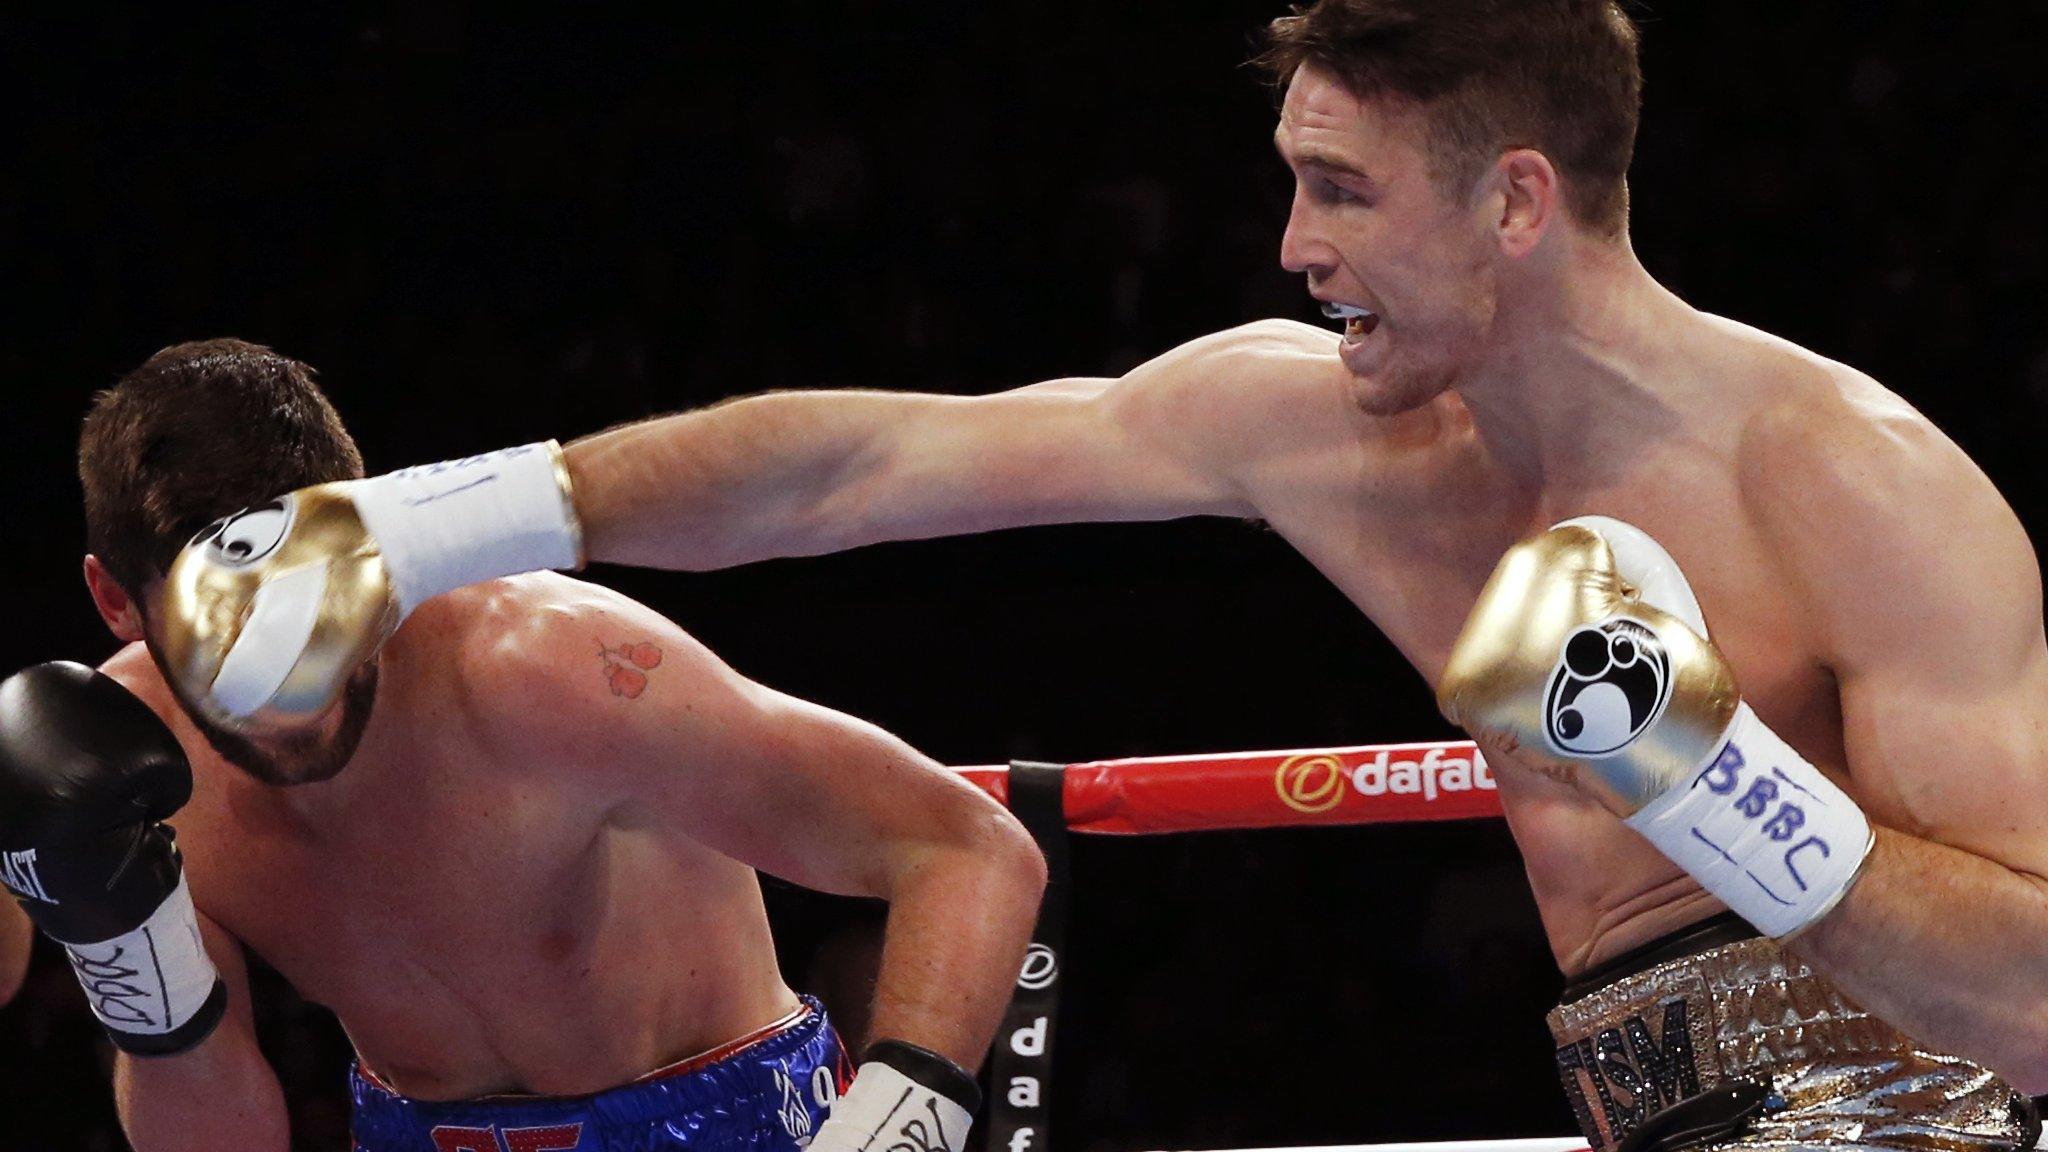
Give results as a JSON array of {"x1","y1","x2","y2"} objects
[{"x1": 101, "y1": 573, "x2": 798, "y2": 1100}]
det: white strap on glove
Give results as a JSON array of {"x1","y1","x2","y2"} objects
[{"x1": 809, "y1": 1043, "x2": 978, "y2": 1152}]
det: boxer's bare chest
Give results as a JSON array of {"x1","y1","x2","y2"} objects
[
  {"x1": 1262, "y1": 415, "x2": 1847, "y2": 968},
  {"x1": 192, "y1": 754, "x2": 591, "y2": 980},
  {"x1": 134, "y1": 693, "x2": 615, "y2": 1009}
]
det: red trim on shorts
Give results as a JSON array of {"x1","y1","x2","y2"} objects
[
  {"x1": 354, "y1": 1001, "x2": 817, "y2": 1103},
  {"x1": 629, "y1": 1002, "x2": 815, "y2": 1086}
]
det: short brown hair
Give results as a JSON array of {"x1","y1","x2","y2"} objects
[
  {"x1": 1259, "y1": 0, "x2": 1642, "y2": 235},
  {"x1": 80, "y1": 339, "x2": 365, "y2": 594}
]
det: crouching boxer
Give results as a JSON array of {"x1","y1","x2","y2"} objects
[
  {"x1": 20, "y1": 337, "x2": 1046, "y2": 1152},
  {"x1": 1439, "y1": 517, "x2": 2039, "y2": 1152}
]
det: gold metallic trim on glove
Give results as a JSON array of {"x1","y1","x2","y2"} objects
[
  {"x1": 541, "y1": 439, "x2": 588, "y2": 571},
  {"x1": 1437, "y1": 523, "x2": 1740, "y2": 814}
]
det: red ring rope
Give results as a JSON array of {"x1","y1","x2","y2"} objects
[{"x1": 956, "y1": 740, "x2": 1502, "y2": 834}]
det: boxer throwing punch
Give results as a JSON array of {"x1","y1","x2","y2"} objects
[
  {"x1": 0, "y1": 338, "x2": 1045, "y2": 1152},
  {"x1": 163, "y1": 2, "x2": 2048, "y2": 1151}
]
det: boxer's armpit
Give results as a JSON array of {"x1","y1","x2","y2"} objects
[
  {"x1": 595, "y1": 639, "x2": 664, "y2": 700},
  {"x1": 0, "y1": 900, "x2": 31, "y2": 1006}
]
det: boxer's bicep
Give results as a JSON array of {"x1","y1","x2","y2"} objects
[
  {"x1": 1830, "y1": 586, "x2": 2048, "y2": 863},
  {"x1": 1070, "y1": 318, "x2": 1353, "y2": 520},
  {"x1": 1746, "y1": 397, "x2": 2048, "y2": 858},
  {"x1": 839, "y1": 373, "x2": 1252, "y2": 532},
  {"x1": 680, "y1": 684, "x2": 1022, "y2": 897},
  {"x1": 811, "y1": 323, "x2": 1317, "y2": 537},
  {"x1": 615, "y1": 648, "x2": 1015, "y2": 896},
  {"x1": 114, "y1": 911, "x2": 289, "y2": 1151}
]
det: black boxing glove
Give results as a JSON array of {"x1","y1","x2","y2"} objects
[{"x1": 0, "y1": 662, "x2": 227, "y2": 1055}]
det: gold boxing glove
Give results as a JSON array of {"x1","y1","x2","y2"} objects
[
  {"x1": 152, "y1": 442, "x2": 583, "y2": 735},
  {"x1": 1439, "y1": 517, "x2": 1873, "y2": 937}
]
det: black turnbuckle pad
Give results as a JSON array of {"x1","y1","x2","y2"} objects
[{"x1": 1615, "y1": 1081, "x2": 1774, "y2": 1152}]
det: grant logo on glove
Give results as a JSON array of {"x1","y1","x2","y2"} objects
[
  {"x1": 194, "y1": 499, "x2": 295, "y2": 568},
  {"x1": 1441, "y1": 517, "x2": 1874, "y2": 938},
  {"x1": 1543, "y1": 619, "x2": 1672, "y2": 757}
]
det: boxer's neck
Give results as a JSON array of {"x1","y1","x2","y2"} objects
[{"x1": 1453, "y1": 233, "x2": 1704, "y2": 488}]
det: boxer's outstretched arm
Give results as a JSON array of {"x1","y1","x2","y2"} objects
[
  {"x1": 471, "y1": 580, "x2": 1047, "y2": 1070},
  {"x1": 151, "y1": 322, "x2": 1353, "y2": 732},
  {"x1": 114, "y1": 911, "x2": 289, "y2": 1151},
  {"x1": 1743, "y1": 396, "x2": 2048, "y2": 1091},
  {"x1": 563, "y1": 320, "x2": 1338, "y2": 570}
]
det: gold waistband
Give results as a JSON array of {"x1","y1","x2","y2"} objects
[{"x1": 1548, "y1": 936, "x2": 2030, "y2": 1152}]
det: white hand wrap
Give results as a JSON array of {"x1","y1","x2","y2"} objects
[
  {"x1": 346, "y1": 441, "x2": 583, "y2": 615},
  {"x1": 61, "y1": 874, "x2": 221, "y2": 1042},
  {"x1": 808, "y1": 1061, "x2": 974, "y2": 1152},
  {"x1": 1627, "y1": 703, "x2": 1875, "y2": 937}
]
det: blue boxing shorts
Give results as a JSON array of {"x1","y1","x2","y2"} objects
[{"x1": 349, "y1": 997, "x2": 851, "y2": 1152}]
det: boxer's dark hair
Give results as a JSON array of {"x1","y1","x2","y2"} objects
[
  {"x1": 1257, "y1": 0, "x2": 1642, "y2": 235},
  {"x1": 80, "y1": 338, "x2": 365, "y2": 595}
]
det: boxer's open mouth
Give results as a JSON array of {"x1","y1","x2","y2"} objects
[{"x1": 1320, "y1": 300, "x2": 1382, "y2": 339}]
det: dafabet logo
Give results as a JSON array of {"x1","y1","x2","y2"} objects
[{"x1": 1274, "y1": 747, "x2": 1495, "y2": 814}]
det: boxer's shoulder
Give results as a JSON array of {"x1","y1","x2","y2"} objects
[
  {"x1": 97, "y1": 641, "x2": 160, "y2": 699},
  {"x1": 1079, "y1": 318, "x2": 1368, "y2": 514},
  {"x1": 1728, "y1": 342, "x2": 2040, "y2": 662},
  {"x1": 1130, "y1": 316, "x2": 1405, "y2": 467},
  {"x1": 402, "y1": 573, "x2": 720, "y2": 737},
  {"x1": 1179, "y1": 317, "x2": 1336, "y2": 361},
  {"x1": 1736, "y1": 349, "x2": 2008, "y2": 538},
  {"x1": 1701, "y1": 315, "x2": 1932, "y2": 449},
  {"x1": 1685, "y1": 315, "x2": 1966, "y2": 510},
  {"x1": 1123, "y1": 318, "x2": 1346, "y2": 410},
  {"x1": 96, "y1": 644, "x2": 210, "y2": 763}
]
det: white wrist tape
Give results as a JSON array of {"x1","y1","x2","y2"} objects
[
  {"x1": 809, "y1": 1061, "x2": 973, "y2": 1152},
  {"x1": 1627, "y1": 703, "x2": 1874, "y2": 937},
  {"x1": 60, "y1": 875, "x2": 220, "y2": 1038},
  {"x1": 347, "y1": 441, "x2": 583, "y2": 615}
]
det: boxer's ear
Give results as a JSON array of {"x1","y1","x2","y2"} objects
[
  {"x1": 83, "y1": 555, "x2": 145, "y2": 643},
  {"x1": 1492, "y1": 148, "x2": 1562, "y2": 259}
]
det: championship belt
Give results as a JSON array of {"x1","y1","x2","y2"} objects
[{"x1": 1549, "y1": 914, "x2": 2039, "y2": 1152}]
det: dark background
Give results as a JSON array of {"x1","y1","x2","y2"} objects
[{"x1": 2, "y1": 2, "x2": 2045, "y2": 1149}]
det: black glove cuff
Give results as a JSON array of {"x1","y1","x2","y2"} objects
[
  {"x1": 106, "y1": 977, "x2": 229, "y2": 1057},
  {"x1": 861, "y1": 1039, "x2": 982, "y2": 1115}
]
